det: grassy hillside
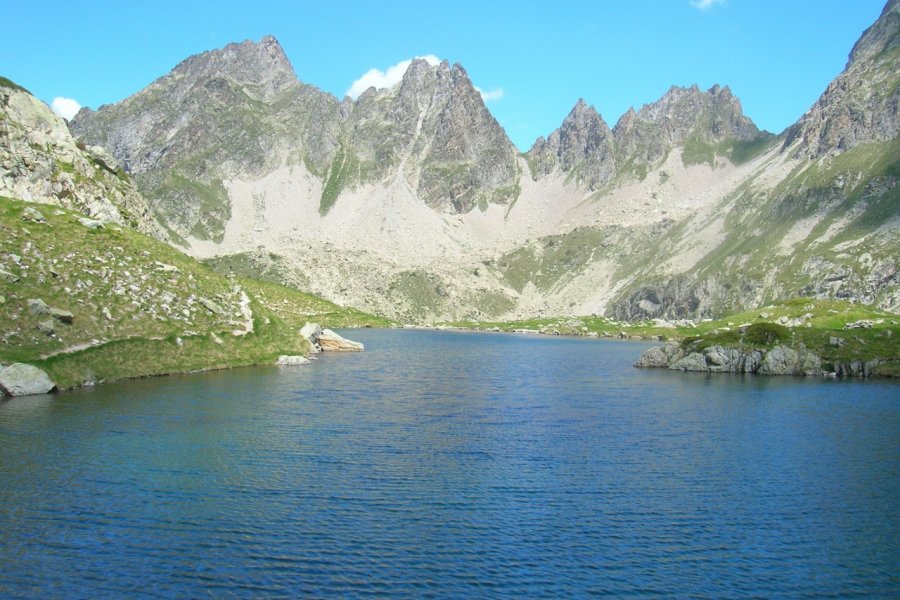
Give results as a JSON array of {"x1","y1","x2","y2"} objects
[{"x1": 0, "y1": 195, "x2": 388, "y2": 390}]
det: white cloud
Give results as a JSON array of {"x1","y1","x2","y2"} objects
[
  {"x1": 345, "y1": 55, "x2": 441, "y2": 99},
  {"x1": 690, "y1": 0, "x2": 726, "y2": 9},
  {"x1": 476, "y1": 86, "x2": 505, "y2": 103},
  {"x1": 50, "y1": 97, "x2": 82, "y2": 120}
]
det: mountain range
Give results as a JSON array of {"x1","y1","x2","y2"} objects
[{"x1": 42, "y1": 0, "x2": 900, "y2": 322}]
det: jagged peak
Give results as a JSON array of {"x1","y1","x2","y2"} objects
[
  {"x1": 166, "y1": 35, "x2": 298, "y2": 97},
  {"x1": 562, "y1": 99, "x2": 610, "y2": 132}
]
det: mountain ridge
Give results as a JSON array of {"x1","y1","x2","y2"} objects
[{"x1": 65, "y1": 1, "x2": 899, "y2": 323}]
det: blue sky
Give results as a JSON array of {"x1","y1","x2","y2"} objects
[{"x1": 1, "y1": 0, "x2": 887, "y2": 150}]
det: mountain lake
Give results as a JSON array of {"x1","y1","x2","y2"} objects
[{"x1": 0, "y1": 329, "x2": 897, "y2": 597}]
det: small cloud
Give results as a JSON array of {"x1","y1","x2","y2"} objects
[
  {"x1": 345, "y1": 55, "x2": 441, "y2": 99},
  {"x1": 476, "y1": 87, "x2": 505, "y2": 103},
  {"x1": 51, "y1": 97, "x2": 82, "y2": 120},
  {"x1": 690, "y1": 0, "x2": 725, "y2": 9}
]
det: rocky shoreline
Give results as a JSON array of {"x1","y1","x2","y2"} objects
[{"x1": 635, "y1": 341, "x2": 886, "y2": 378}]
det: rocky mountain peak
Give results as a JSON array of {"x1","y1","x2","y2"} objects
[
  {"x1": 633, "y1": 84, "x2": 757, "y2": 142},
  {"x1": 168, "y1": 35, "x2": 298, "y2": 101},
  {"x1": 526, "y1": 99, "x2": 616, "y2": 189},
  {"x1": 610, "y1": 83, "x2": 760, "y2": 169},
  {"x1": 783, "y1": 0, "x2": 898, "y2": 157}
]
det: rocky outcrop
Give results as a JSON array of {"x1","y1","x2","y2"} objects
[
  {"x1": 0, "y1": 79, "x2": 165, "y2": 239},
  {"x1": 0, "y1": 363, "x2": 56, "y2": 396},
  {"x1": 636, "y1": 342, "x2": 829, "y2": 377},
  {"x1": 783, "y1": 0, "x2": 899, "y2": 156}
]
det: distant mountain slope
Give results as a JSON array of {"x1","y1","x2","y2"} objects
[{"x1": 66, "y1": 1, "x2": 899, "y2": 323}]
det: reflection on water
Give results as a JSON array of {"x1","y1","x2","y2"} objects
[{"x1": 1, "y1": 330, "x2": 898, "y2": 597}]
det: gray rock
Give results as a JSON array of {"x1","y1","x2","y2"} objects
[
  {"x1": 829, "y1": 336, "x2": 847, "y2": 347},
  {"x1": 0, "y1": 268, "x2": 18, "y2": 283},
  {"x1": 834, "y1": 359, "x2": 882, "y2": 378},
  {"x1": 49, "y1": 307, "x2": 74, "y2": 323},
  {"x1": 198, "y1": 297, "x2": 222, "y2": 315},
  {"x1": 28, "y1": 298, "x2": 50, "y2": 315},
  {"x1": 78, "y1": 217, "x2": 104, "y2": 229},
  {"x1": 758, "y1": 345, "x2": 821, "y2": 376},
  {"x1": 21, "y1": 207, "x2": 46, "y2": 223},
  {"x1": 37, "y1": 320, "x2": 55, "y2": 335},
  {"x1": 276, "y1": 355, "x2": 310, "y2": 366},
  {"x1": 0, "y1": 363, "x2": 57, "y2": 396},
  {"x1": 669, "y1": 352, "x2": 709, "y2": 372}
]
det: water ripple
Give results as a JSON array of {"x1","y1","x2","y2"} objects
[{"x1": 0, "y1": 330, "x2": 898, "y2": 598}]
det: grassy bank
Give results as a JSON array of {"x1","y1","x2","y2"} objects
[{"x1": 0, "y1": 195, "x2": 388, "y2": 390}]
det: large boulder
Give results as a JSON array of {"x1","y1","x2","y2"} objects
[
  {"x1": 319, "y1": 329, "x2": 364, "y2": 352},
  {"x1": 0, "y1": 363, "x2": 57, "y2": 396}
]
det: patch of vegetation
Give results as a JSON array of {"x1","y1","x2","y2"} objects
[
  {"x1": 726, "y1": 134, "x2": 778, "y2": 165},
  {"x1": 387, "y1": 270, "x2": 451, "y2": 321},
  {"x1": 681, "y1": 133, "x2": 777, "y2": 168},
  {"x1": 496, "y1": 226, "x2": 612, "y2": 293},
  {"x1": 320, "y1": 146, "x2": 351, "y2": 215},
  {"x1": 742, "y1": 322, "x2": 791, "y2": 346}
]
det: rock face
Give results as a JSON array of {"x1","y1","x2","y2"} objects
[
  {"x1": 0, "y1": 363, "x2": 56, "y2": 396},
  {"x1": 784, "y1": 0, "x2": 899, "y2": 156},
  {"x1": 612, "y1": 84, "x2": 763, "y2": 167},
  {"x1": 0, "y1": 78, "x2": 165, "y2": 239},
  {"x1": 635, "y1": 343, "x2": 828, "y2": 377},
  {"x1": 349, "y1": 59, "x2": 520, "y2": 213},
  {"x1": 527, "y1": 99, "x2": 617, "y2": 190}
]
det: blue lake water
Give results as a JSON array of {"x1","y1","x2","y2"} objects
[{"x1": 0, "y1": 329, "x2": 898, "y2": 598}]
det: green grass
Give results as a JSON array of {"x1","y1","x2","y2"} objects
[
  {"x1": 0, "y1": 195, "x2": 387, "y2": 390},
  {"x1": 681, "y1": 133, "x2": 777, "y2": 167}
]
